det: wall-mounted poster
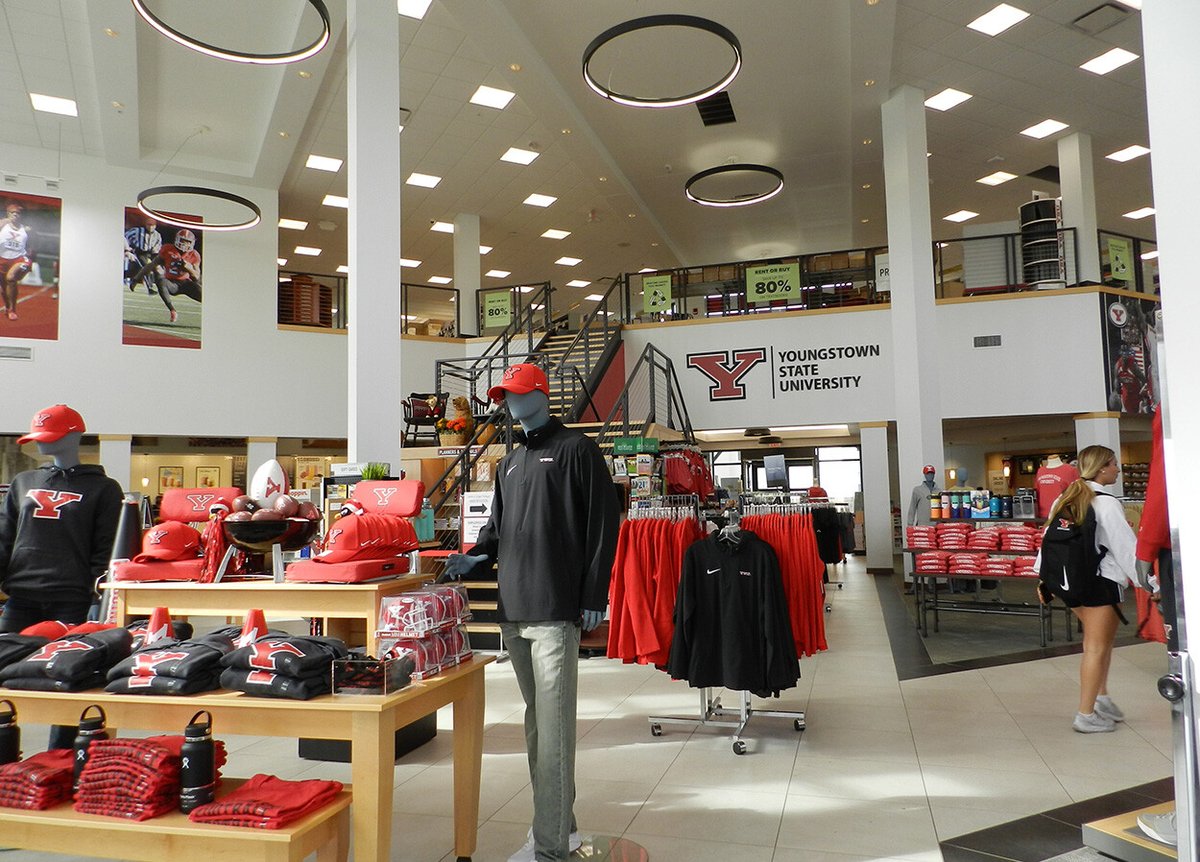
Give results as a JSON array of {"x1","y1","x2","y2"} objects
[
  {"x1": 1100, "y1": 295, "x2": 1159, "y2": 415},
  {"x1": 122, "y1": 207, "x2": 203, "y2": 349},
  {"x1": 158, "y1": 465, "x2": 184, "y2": 493},
  {"x1": 195, "y1": 465, "x2": 221, "y2": 488},
  {"x1": 0, "y1": 191, "x2": 61, "y2": 341},
  {"x1": 294, "y1": 456, "x2": 324, "y2": 490}
]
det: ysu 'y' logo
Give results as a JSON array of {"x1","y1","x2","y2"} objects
[
  {"x1": 26, "y1": 489, "x2": 84, "y2": 519},
  {"x1": 687, "y1": 349, "x2": 767, "y2": 400}
]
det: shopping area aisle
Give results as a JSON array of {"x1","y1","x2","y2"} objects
[{"x1": 4, "y1": 558, "x2": 1171, "y2": 862}]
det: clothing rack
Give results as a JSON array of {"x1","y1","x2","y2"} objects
[
  {"x1": 628, "y1": 493, "x2": 700, "y2": 522},
  {"x1": 739, "y1": 497, "x2": 845, "y2": 602}
]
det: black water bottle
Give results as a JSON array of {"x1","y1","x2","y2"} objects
[
  {"x1": 0, "y1": 699, "x2": 20, "y2": 765},
  {"x1": 179, "y1": 709, "x2": 215, "y2": 813},
  {"x1": 72, "y1": 704, "x2": 109, "y2": 790}
]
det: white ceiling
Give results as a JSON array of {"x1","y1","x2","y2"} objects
[{"x1": 0, "y1": 0, "x2": 1154, "y2": 315}]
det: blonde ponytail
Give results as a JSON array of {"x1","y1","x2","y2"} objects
[{"x1": 1044, "y1": 445, "x2": 1114, "y2": 525}]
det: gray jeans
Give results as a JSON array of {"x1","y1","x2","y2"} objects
[{"x1": 500, "y1": 620, "x2": 581, "y2": 862}]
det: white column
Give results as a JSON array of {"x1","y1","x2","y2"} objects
[
  {"x1": 247, "y1": 437, "x2": 278, "y2": 485},
  {"x1": 97, "y1": 435, "x2": 132, "y2": 493},
  {"x1": 859, "y1": 422, "x2": 894, "y2": 572},
  {"x1": 346, "y1": 0, "x2": 402, "y2": 465},
  {"x1": 454, "y1": 213, "x2": 481, "y2": 337},
  {"x1": 1057, "y1": 132, "x2": 1100, "y2": 284},
  {"x1": 882, "y1": 85, "x2": 945, "y2": 489},
  {"x1": 1073, "y1": 413, "x2": 1123, "y2": 497}
]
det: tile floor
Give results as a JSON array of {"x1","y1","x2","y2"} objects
[{"x1": 4, "y1": 558, "x2": 1174, "y2": 861}]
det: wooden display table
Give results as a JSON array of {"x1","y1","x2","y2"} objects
[
  {"x1": 0, "y1": 655, "x2": 493, "y2": 862},
  {"x1": 0, "y1": 777, "x2": 351, "y2": 862},
  {"x1": 101, "y1": 575, "x2": 427, "y2": 656}
]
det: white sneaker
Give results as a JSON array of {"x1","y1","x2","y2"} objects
[
  {"x1": 1072, "y1": 711, "x2": 1116, "y2": 733},
  {"x1": 1138, "y1": 811, "x2": 1177, "y2": 845},
  {"x1": 507, "y1": 828, "x2": 584, "y2": 862},
  {"x1": 1094, "y1": 695, "x2": 1125, "y2": 722}
]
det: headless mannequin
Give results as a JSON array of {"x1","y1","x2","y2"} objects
[{"x1": 1046, "y1": 455, "x2": 1064, "y2": 469}]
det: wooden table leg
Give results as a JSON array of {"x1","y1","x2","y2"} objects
[
  {"x1": 351, "y1": 711, "x2": 394, "y2": 862},
  {"x1": 452, "y1": 668, "x2": 485, "y2": 859},
  {"x1": 316, "y1": 805, "x2": 351, "y2": 862}
]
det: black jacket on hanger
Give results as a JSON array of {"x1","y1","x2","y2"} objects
[{"x1": 667, "y1": 531, "x2": 799, "y2": 697}]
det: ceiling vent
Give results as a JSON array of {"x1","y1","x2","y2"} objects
[
  {"x1": 1070, "y1": 3, "x2": 1131, "y2": 36},
  {"x1": 1026, "y1": 164, "x2": 1061, "y2": 185},
  {"x1": 696, "y1": 91, "x2": 736, "y2": 126},
  {"x1": 973, "y1": 335, "x2": 1002, "y2": 348}
]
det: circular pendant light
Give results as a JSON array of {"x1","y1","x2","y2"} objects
[
  {"x1": 131, "y1": 0, "x2": 331, "y2": 65},
  {"x1": 582, "y1": 15, "x2": 742, "y2": 109},
  {"x1": 685, "y1": 164, "x2": 784, "y2": 208},
  {"x1": 137, "y1": 186, "x2": 262, "y2": 232}
]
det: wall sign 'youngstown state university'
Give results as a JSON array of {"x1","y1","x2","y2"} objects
[{"x1": 686, "y1": 344, "x2": 882, "y2": 401}]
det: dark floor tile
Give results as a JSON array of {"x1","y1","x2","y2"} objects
[
  {"x1": 1043, "y1": 787, "x2": 1175, "y2": 829},
  {"x1": 948, "y1": 813, "x2": 1084, "y2": 862},
  {"x1": 1133, "y1": 777, "x2": 1177, "y2": 803},
  {"x1": 940, "y1": 843, "x2": 1024, "y2": 862}
]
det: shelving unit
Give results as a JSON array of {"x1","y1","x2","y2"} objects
[{"x1": 1019, "y1": 198, "x2": 1067, "y2": 289}]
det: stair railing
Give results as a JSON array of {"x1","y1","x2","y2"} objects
[{"x1": 594, "y1": 343, "x2": 696, "y2": 449}]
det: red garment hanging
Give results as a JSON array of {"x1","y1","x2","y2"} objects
[{"x1": 742, "y1": 512, "x2": 827, "y2": 657}]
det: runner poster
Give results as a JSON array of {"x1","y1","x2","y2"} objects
[
  {"x1": 0, "y1": 191, "x2": 61, "y2": 341},
  {"x1": 122, "y1": 207, "x2": 203, "y2": 348}
]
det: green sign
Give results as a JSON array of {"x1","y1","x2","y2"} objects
[
  {"x1": 1107, "y1": 237, "x2": 1133, "y2": 283},
  {"x1": 612, "y1": 436, "x2": 660, "y2": 454},
  {"x1": 745, "y1": 262, "x2": 800, "y2": 303},
  {"x1": 642, "y1": 273, "x2": 672, "y2": 314},
  {"x1": 483, "y1": 291, "x2": 512, "y2": 327}
]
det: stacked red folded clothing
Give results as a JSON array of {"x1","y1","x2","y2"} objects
[
  {"x1": 1000, "y1": 526, "x2": 1041, "y2": 552},
  {"x1": 949, "y1": 553, "x2": 984, "y2": 575},
  {"x1": 1012, "y1": 556, "x2": 1039, "y2": 578},
  {"x1": 914, "y1": 551, "x2": 951, "y2": 573},
  {"x1": 980, "y1": 556, "x2": 1015, "y2": 577},
  {"x1": 935, "y1": 523, "x2": 972, "y2": 550},
  {"x1": 0, "y1": 749, "x2": 73, "y2": 810},
  {"x1": 967, "y1": 528, "x2": 1001, "y2": 550},
  {"x1": 74, "y1": 735, "x2": 227, "y2": 821},
  {"x1": 188, "y1": 773, "x2": 343, "y2": 829},
  {"x1": 905, "y1": 526, "x2": 937, "y2": 549}
]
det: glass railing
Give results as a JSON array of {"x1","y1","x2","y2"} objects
[
  {"x1": 1097, "y1": 230, "x2": 1158, "y2": 295},
  {"x1": 275, "y1": 273, "x2": 460, "y2": 334}
]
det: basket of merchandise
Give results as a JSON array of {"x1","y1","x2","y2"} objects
[
  {"x1": 376, "y1": 583, "x2": 471, "y2": 638},
  {"x1": 332, "y1": 653, "x2": 416, "y2": 696}
]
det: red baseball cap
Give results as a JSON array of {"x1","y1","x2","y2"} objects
[
  {"x1": 922, "y1": 464, "x2": 936, "y2": 475},
  {"x1": 487, "y1": 363, "x2": 550, "y2": 403},
  {"x1": 314, "y1": 514, "x2": 418, "y2": 563},
  {"x1": 133, "y1": 522, "x2": 202, "y2": 563},
  {"x1": 17, "y1": 404, "x2": 86, "y2": 444}
]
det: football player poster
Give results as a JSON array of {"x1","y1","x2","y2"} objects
[
  {"x1": 0, "y1": 191, "x2": 61, "y2": 341},
  {"x1": 122, "y1": 206, "x2": 203, "y2": 348}
]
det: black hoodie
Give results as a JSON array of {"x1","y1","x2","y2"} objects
[{"x1": 0, "y1": 464, "x2": 124, "y2": 603}]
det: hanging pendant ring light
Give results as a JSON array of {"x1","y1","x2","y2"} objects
[
  {"x1": 685, "y1": 164, "x2": 784, "y2": 208},
  {"x1": 582, "y1": 15, "x2": 742, "y2": 108},
  {"x1": 137, "y1": 186, "x2": 262, "y2": 232},
  {"x1": 130, "y1": 0, "x2": 331, "y2": 65}
]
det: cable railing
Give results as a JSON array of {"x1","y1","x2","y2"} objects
[
  {"x1": 594, "y1": 344, "x2": 695, "y2": 449},
  {"x1": 932, "y1": 228, "x2": 1079, "y2": 298},
  {"x1": 1097, "y1": 230, "x2": 1158, "y2": 295}
]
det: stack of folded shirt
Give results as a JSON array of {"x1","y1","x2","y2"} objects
[
  {"x1": 935, "y1": 523, "x2": 972, "y2": 550},
  {"x1": 914, "y1": 551, "x2": 951, "y2": 574},
  {"x1": 949, "y1": 553, "x2": 984, "y2": 576},
  {"x1": 188, "y1": 773, "x2": 343, "y2": 829},
  {"x1": 74, "y1": 735, "x2": 227, "y2": 821},
  {"x1": 980, "y1": 556, "x2": 1016, "y2": 578},
  {"x1": 0, "y1": 633, "x2": 53, "y2": 673},
  {"x1": 106, "y1": 629, "x2": 238, "y2": 695},
  {"x1": 967, "y1": 528, "x2": 1001, "y2": 551},
  {"x1": 905, "y1": 526, "x2": 937, "y2": 549},
  {"x1": 0, "y1": 749, "x2": 74, "y2": 810},
  {"x1": 1000, "y1": 526, "x2": 1041, "y2": 552},
  {"x1": 219, "y1": 635, "x2": 349, "y2": 700},
  {"x1": 0, "y1": 626, "x2": 133, "y2": 691},
  {"x1": 1012, "y1": 556, "x2": 1039, "y2": 578}
]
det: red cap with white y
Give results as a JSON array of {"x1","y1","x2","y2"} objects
[
  {"x1": 17, "y1": 404, "x2": 86, "y2": 444},
  {"x1": 133, "y1": 522, "x2": 202, "y2": 563}
]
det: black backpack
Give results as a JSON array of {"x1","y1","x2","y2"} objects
[{"x1": 1039, "y1": 493, "x2": 1110, "y2": 602}]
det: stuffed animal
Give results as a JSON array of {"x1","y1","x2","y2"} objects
[{"x1": 450, "y1": 396, "x2": 474, "y2": 431}]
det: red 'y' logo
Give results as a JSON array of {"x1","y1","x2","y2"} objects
[
  {"x1": 246, "y1": 670, "x2": 277, "y2": 685},
  {"x1": 265, "y1": 478, "x2": 282, "y2": 498},
  {"x1": 687, "y1": 349, "x2": 768, "y2": 400},
  {"x1": 185, "y1": 493, "x2": 216, "y2": 513},
  {"x1": 131, "y1": 651, "x2": 190, "y2": 676},
  {"x1": 372, "y1": 487, "x2": 397, "y2": 507},
  {"x1": 26, "y1": 489, "x2": 84, "y2": 519},
  {"x1": 247, "y1": 641, "x2": 305, "y2": 670},
  {"x1": 28, "y1": 640, "x2": 92, "y2": 662}
]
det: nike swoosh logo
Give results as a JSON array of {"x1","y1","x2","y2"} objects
[
  {"x1": 506, "y1": 464, "x2": 518, "y2": 476},
  {"x1": 1060, "y1": 568, "x2": 1070, "y2": 590},
  {"x1": 706, "y1": 567, "x2": 720, "y2": 574}
]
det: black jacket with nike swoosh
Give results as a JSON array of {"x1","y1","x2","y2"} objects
[
  {"x1": 471, "y1": 417, "x2": 619, "y2": 622},
  {"x1": 0, "y1": 464, "x2": 124, "y2": 603}
]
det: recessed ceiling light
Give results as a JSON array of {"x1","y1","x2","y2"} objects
[
  {"x1": 627, "y1": 213, "x2": 637, "y2": 218},
  {"x1": 567, "y1": 280, "x2": 591, "y2": 288},
  {"x1": 111, "y1": 100, "x2": 124, "y2": 109},
  {"x1": 278, "y1": 131, "x2": 289, "y2": 138},
  {"x1": 305, "y1": 154, "x2": 342, "y2": 172},
  {"x1": 509, "y1": 63, "x2": 522, "y2": 72},
  {"x1": 943, "y1": 210, "x2": 979, "y2": 223},
  {"x1": 430, "y1": 221, "x2": 454, "y2": 233},
  {"x1": 400, "y1": 258, "x2": 421, "y2": 268},
  {"x1": 469, "y1": 84, "x2": 515, "y2": 109},
  {"x1": 1140, "y1": 250, "x2": 1158, "y2": 260},
  {"x1": 479, "y1": 245, "x2": 492, "y2": 254},
  {"x1": 924, "y1": 88, "x2": 973, "y2": 111},
  {"x1": 1020, "y1": 119, "x2": 1069, "y2": 139},
  {"x1": 1113, "y1": 0, "x2": 1141, "y2": 8},
  {"x1": 297, "y1": 70, "x2": 312, "y2": 79},
  {"x1": 277, "y1": 258, "x2": 287, "y2": 266},
  {"x1": 485, "y1": 269, "x2": 511, "y2": 278},
  {"x1": 584, "y1": 293, "x2": 605, "y2": 300},
  {"x1": 1123, "y1": 206, "x2": 1155, "y2": 219},
  {"x1": 429, "y1": 275, "x2": 453, "y2": 284},
  {"x1": 517, "y1": 286, "x2": 535, "y2": 293},
  {"x1": 864, "y1": 79, "x2": 875, "y2": 86},
  {"x1": 861, "y1": 183, "x2": 871, "y2": 190},
  {"x1": 862, "y1": 138, "x2": 873, "y2": 145},
  {"x1": 294, "y1": 246, "x2": 322, "y2": 256},
  {"x1": 397, "y1": 0, "x2": 433, "y2": 19},
  {"x1": 29, "y1": 93, "x2": 78, "y2": 116},
  {"x1": 555, "y1": 256, "x2": 582, "y2": 266},
  {"x1": 1106, "y1": 144, "x2": 1150, "y2": 162},
  {"x1": 104, "y1": 27, "x2": 119, "y2": 37},
  {"x1": 638, "y1": 268, "x2": 655, "y2": 273},
  {"x1": 501, "y1": 147, "x2": 539, "y2": 165},
  {"x1": 967, "y1": 4, "x2": 1029, "y2": 36},
  {"x1": 406, "y1": 172, "x2": 441, "y2": 188},
  {"x1": 541, "y1": 229, "x2": 571, "y2": 240},
  {"x1": 860, "y1": 218, "x2": 870, "y2": 223},
  {"x1": 524, "y1": 193, "x2": 557, "y2": 207},
  {"x1": 278, "y1": 218, "x2": 308, "y2": 230},
  {"x1": 977, "y1": 171, "x2": 1018, "y2": 185},
  {"x1": 322, "y1": 194, "x2": 349, "y2": 208},
  {"x1": 336, "y1": 265, "x2": 349, "y2": 274},
  {"x1": 1080, "y1": 47, "x2": 1139, "y2": 75}
]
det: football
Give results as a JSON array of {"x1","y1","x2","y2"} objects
[{"x1": 249, "y1": 459, "x2": 289, "y2": 509}]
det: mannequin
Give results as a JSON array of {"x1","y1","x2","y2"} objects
[
  {"x1": 906, "y1": 465, "x2": 938, "y2": 527},
  {"x1": 1035, "y1": 454, "x2": 1080, "y2": 519},
  {"x1": 443, "y1": 364, "x2": 619, "y2": 862}
]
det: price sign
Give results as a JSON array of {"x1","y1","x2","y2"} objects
[
  {"x1": 1107, "y1": 237, "x2": 1132, "y2": 283},
  {"x1": 642, "y1": 273, "x2": 672, "y2": 314},
  {"x1": 483, "y1": 291, "x2": 512, "y2": 327},
  {"x1": 745, "y1": 262, "x2": 799, "y2": 304},
  {"x1": 874, "y1": 253, "x2": 890, "y2": 294}
]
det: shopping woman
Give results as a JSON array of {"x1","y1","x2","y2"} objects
[{"x1": 1039, "y1": 445, "x2": 1138, "y2": 733}]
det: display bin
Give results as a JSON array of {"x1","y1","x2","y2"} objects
[{"x1": 332, "y1": 654, "x2": 416, "y2": 696}]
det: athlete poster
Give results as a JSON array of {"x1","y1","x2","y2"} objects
[
  {"x1": 0, "y1": 191, "x2": 61, "y2": 341},
  {"x1": 122, "y1": 206, "x2": 203, "y2": 349},
  {"x1": 1100, "y1": 294, "x2": 1159, "y2": 415}
]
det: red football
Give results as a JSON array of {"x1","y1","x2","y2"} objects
[{"x1": 273, "y1": 495, "x2": 300, "y2": 517}]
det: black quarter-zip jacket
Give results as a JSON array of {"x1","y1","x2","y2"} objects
[{"x1": 471, "y1": 417, "x2": 619, "y2": 623}]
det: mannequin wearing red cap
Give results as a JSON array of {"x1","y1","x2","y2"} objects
[
  {"x1": 444, "y1": 363, "x2": 619, "y2": 862},
  {"x1": 906, "y1": 465, "x2": 939, "y2": 528}
]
